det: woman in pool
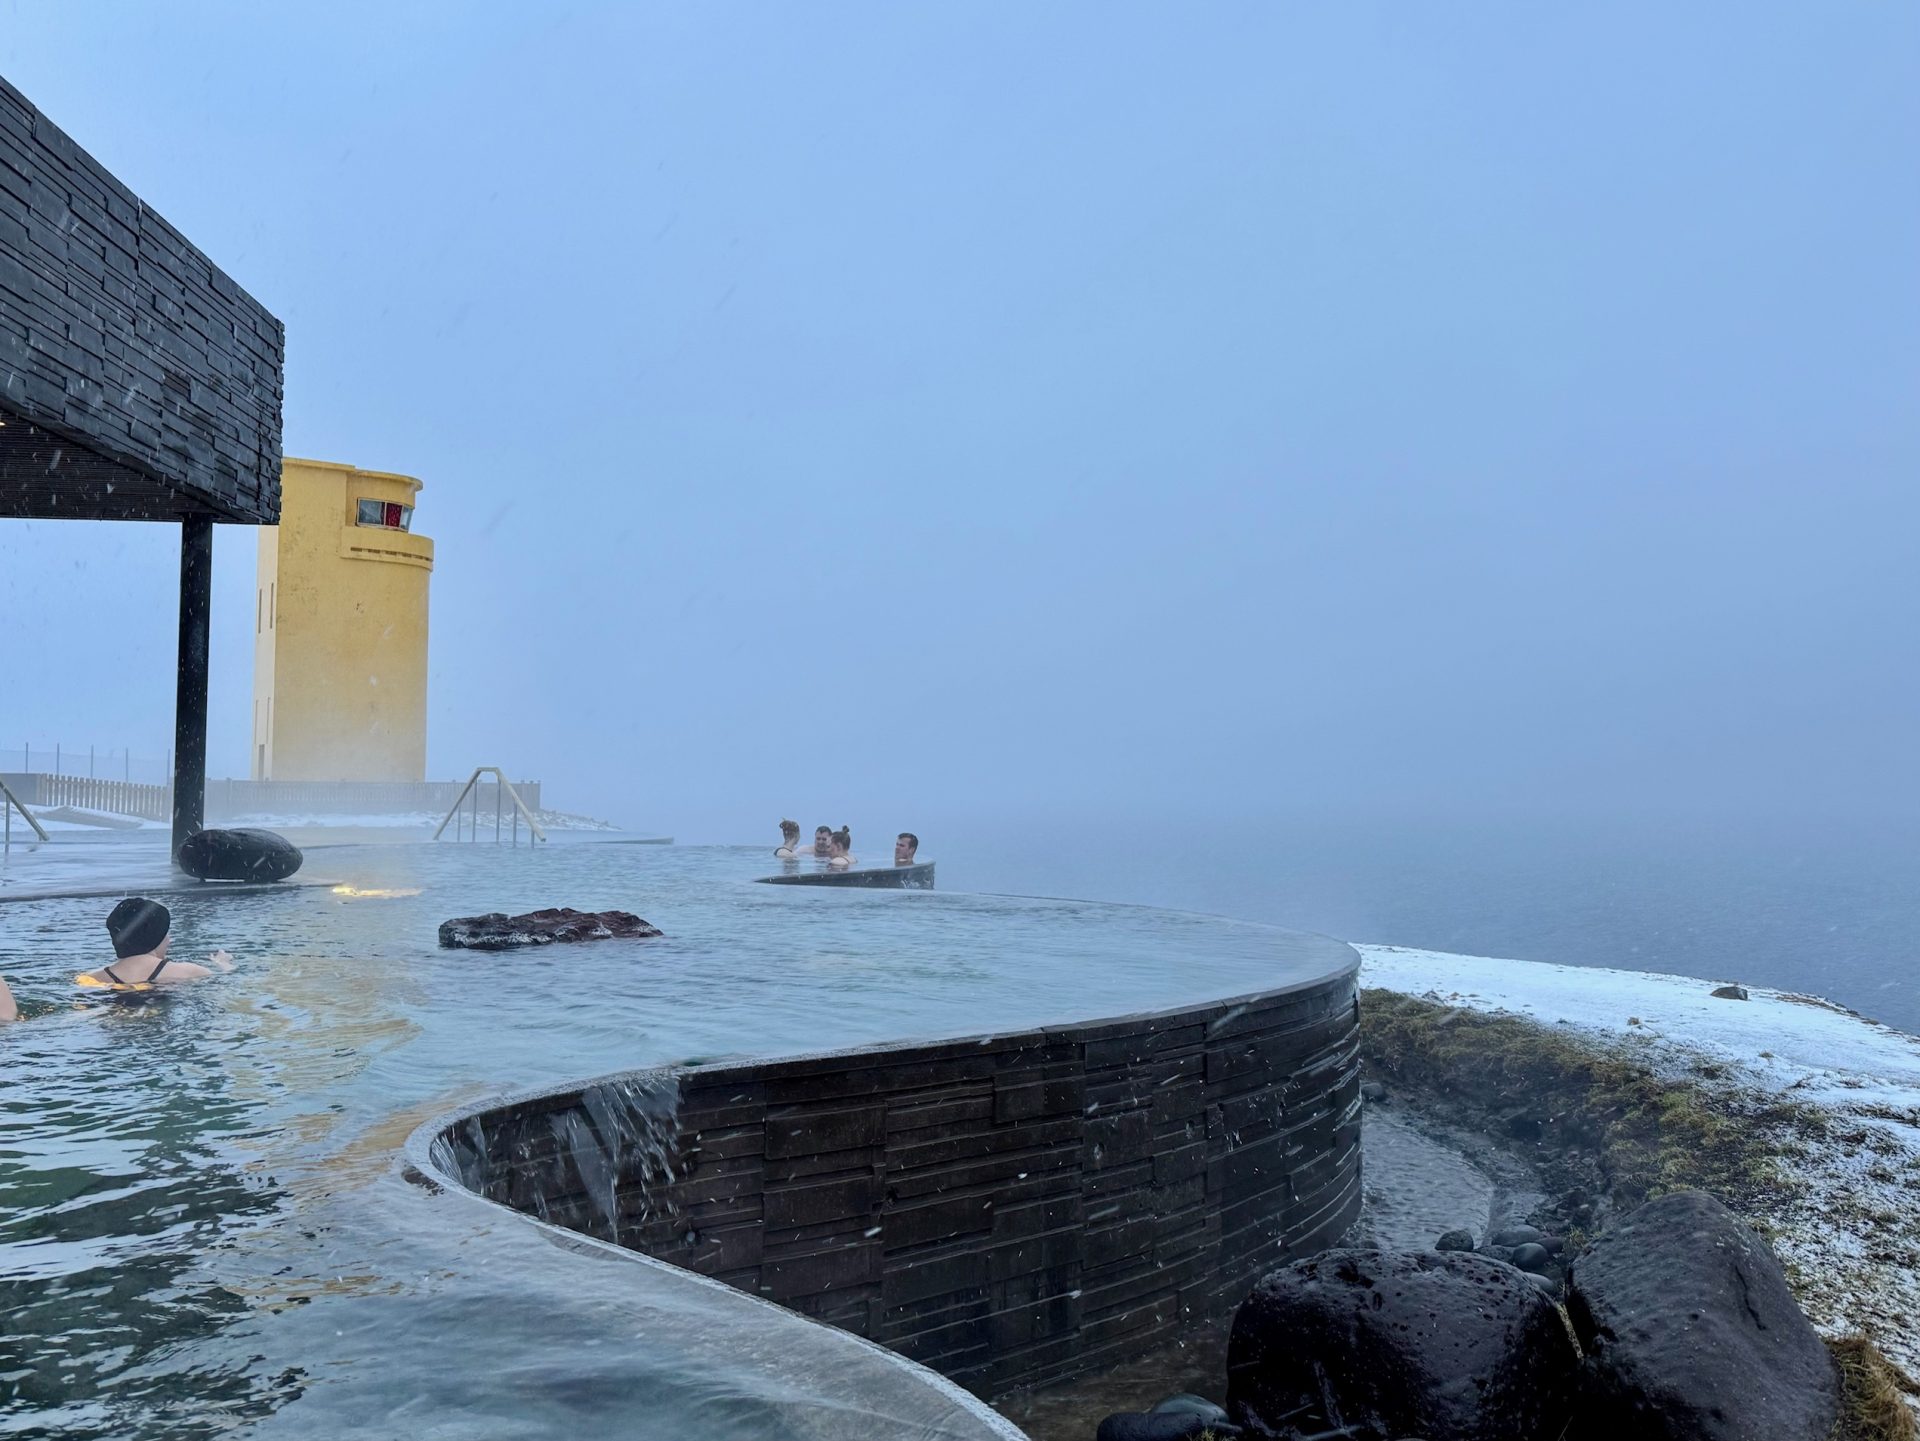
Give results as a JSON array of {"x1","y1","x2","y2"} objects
[
  {"x1": 75, "y1": 898, "x2": 234, "y2": 992},
  {"x1": 0, "y1": 899, "x2": 230, "y2": 1020},
  {"x1": 774, "y1": 819, "x2": 802, "y2": 858},
  {"x1": 828, "y1": 827, "x2": 855, "y2": 869}
]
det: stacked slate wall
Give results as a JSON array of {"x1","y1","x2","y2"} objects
[
  {"x1": 434, "y1": 971, "x2": 1362, "y2": 1397},
  {"x1": 0, "y1": 76, "x2": 282, "y2": 520}
]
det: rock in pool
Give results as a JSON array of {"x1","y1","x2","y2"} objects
[
  {"x1": 1227, "y1": 1247, "x2": 1579, "y2": 1441},
  {"x1": 1360, "y1": 1080, "x2": 1389, "y2": 1104},
  {"x1": 1565, "y1": 1189, "x2": 1839, "y2": 1441},
  {"x1": 175, "y1": 827, "x2": 303, "y2": 883},
  {"x1": 1710, "y1": 984, "x2": 1750, "y2": 1000},
  {"x1": 1435, "y1": 1227, "x2": 1477, "y2": 1252},
  {"x1": 438, "y1": 908, "x2": 663, "y2": 950}
]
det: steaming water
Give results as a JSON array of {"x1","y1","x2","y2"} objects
[{"x1": 0, "y1": 840, "x2": 1345, "y2": 1441}]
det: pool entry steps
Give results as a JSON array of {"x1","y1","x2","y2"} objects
[{"x1": 425, "y1": 942, "x2": 1360, "y2": 1399}]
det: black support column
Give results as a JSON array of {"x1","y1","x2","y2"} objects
[{"x1": 171, "y1": 516, "x2": 213, "y2": 861}]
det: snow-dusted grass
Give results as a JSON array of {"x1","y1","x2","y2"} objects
[{"x1": 1357, "y1": 943, "x2": 1920, "y2": 1394}]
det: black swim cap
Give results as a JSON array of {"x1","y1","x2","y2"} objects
[{"x1": 107, "y1": 898, "x2": 171, "y2": 959}]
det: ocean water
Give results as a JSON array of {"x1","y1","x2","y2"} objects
[
  {"x1": 0, "y1": 839, "x2": 1341, "y2": 1441},
  {"x1": 931, "y1": 810, "x2": 1920, "y2": 1036}
]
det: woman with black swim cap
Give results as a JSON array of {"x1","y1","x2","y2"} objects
[{"x1": 73, "y1": 898, "x2": 234, "y2": 994}]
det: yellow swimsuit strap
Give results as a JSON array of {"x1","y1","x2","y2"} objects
[{"x1": 76, "y1": 974, "x2": 155, "y2": 992}]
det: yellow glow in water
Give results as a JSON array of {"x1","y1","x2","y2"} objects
[{"x1": 330, "y1": 885, "x2": 422, "y2": 899}]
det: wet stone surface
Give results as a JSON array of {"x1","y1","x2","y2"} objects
[{"x1": 437, "y1": 906, "x2": 663, "y2": 948}]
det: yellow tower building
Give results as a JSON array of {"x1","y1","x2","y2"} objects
[{"x1": 252, "y1": 458, "x2": 434, "y2": 781}]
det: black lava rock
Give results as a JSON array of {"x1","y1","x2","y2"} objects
[
  {"x1": 1565, "y1": 1190, "x2": 1840, "y2": 1441},
  {"x1": 1096, "y1": 1411, "x2": 1237, "y2": 1441},
  {"x1": 438, "y1": 908, "x2": 663, "y2": 949},
  {"x1": 1491, "y1": 1224, "x2": 1544, "y2": 1248},
  {"x1": 1510, "y1": 1242, "x2": 1552, "y2": 1274},
  {"x1": 175, "y1": 827, "x2": 303, "y2": 882},
  {"x1": 1710, "y1": 984, "x2": 1750, "y2": 1000},
  {"x1": 1227, "y1": 1248, "x2": 1579, "y2": 1441},
  {"x1": 1149, "y1": 1395, "x2": 1231, "y2": 1426},
  {"x1": 1435, "y1": 1228, "x2": 1477, "y2": 1252},
  {"x1": 1360, "y1": 1080, "x2": 1389, "y2": 1103}
]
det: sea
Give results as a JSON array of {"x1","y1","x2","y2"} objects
[{"x1": 931, "y1": 808, "x2": 1920, "y2": 1037}]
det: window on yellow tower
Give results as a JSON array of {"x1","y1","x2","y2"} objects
[{"x1": 356, "y1": 498, "x2": 413, "y2": 531}]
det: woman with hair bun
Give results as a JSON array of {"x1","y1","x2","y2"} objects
[
  {"x1": 775, "y1": 819, "x2": 802, "y2": 859},
  {"x1": 828, "y1": 827, "x2": 854, "y2": 869}
]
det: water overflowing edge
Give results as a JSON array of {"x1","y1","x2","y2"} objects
[{"x1": 402, "y1": 958, "x2": 1361, "y2": 1438}]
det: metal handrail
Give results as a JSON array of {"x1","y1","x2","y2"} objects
[
  {"x1": 1, "y1": 776, "x2": 50, "y2": 844},
  {"x1": 432, "y1": 768, "x2": 547, "y2": 844}
]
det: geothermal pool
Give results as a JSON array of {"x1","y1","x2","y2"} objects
[{"x1": 0, "y1": 839, "x2": 1351, "y2": 1441}]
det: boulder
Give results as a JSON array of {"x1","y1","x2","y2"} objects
[
  {"x1": 1491, "y1": 1224, "x2": 1544, "y2": 1248},
  {"x1": 1096, "y1": 1410, "x2": 1239, "y2": 1441},
  {"x1": 438, "y1": 908, "x2": 663, "y2": 950},
  {"x1": 1226, "y1": 1248, "x2": 1579, "y2": 1441},
  {"x1": 1710, "y1": 984, "x2": 1750, "y2": 1001},
  {"x1": 1564, "y1": 1190, "x2": 1840, "y2": 1441},
  {"x1": 1435, "y1": 1227, "x2": 1477, "y2": 1251},
  {"x1": 1510, "y1": 1242, "x2": 1552, "y2": 1274},
  {"x1": 1149, "y1": 1394, "x2": 1232, "y2": 1427},
  {"x1": 1360, "y1": 1080, "x2": 1389, "y2": 1103},
  {"x1": 175, "y1": 827, "x2": 303, "y2": 883}
]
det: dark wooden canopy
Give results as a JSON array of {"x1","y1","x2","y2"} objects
[
  {"x1": 0, "y1": 73, "x2": 284, "y2": 858},
  {"x1": 0, "y1": 74, "x2": 282, "y2": 523}
]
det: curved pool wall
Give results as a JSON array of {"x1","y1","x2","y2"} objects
[{"x1": 425, "y1": 953, "x2": 1362, "y2": 1398}]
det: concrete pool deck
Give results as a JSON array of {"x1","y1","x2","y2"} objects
[
  {"x1": 0, "y1": 825, "x2": 673, "y2": 902},
  {"x1": 0, "y1": 830, "x2": 340, "y2": 903}
]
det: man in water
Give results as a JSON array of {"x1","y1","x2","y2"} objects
[
  {"x1": 894, "y1": 832, "x2": 919, "y2": 866},
  {"x1": 812, "y1": 825, "x2": 833, "y2": 857},
  {"x1": 75, "y1": 898, "x2": 234, "y2": 991},
  {"x1": 0, "y1": 975, "x2": 14, "y2": 1022}
]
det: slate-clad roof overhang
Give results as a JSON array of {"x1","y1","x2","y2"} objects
[{"x1": 0, "y1": 74, "x2": 283, "y2": 523}]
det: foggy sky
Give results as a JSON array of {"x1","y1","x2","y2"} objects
[{"x1": 2, "y1": 2, "x2": 1916, "y2": 841}]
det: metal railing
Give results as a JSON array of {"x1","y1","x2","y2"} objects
[
  {"x1": 27, "y1": 773, "x2": 172, "y2": 822},
  {"x1": 434, "y1": 768, "x2": 547, "y2": 845},
  {"x1": 3, "y1": 745, "x2": 171, "y2": 784},
  {"x1": 1, "y1": 775, "x2": 50, "y2": 847}
]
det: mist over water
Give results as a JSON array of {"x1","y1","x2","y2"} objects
[
  {"x1": 2, "y1": 7, "x2": 1916, "y2": 1028},
  {"x1": 927, "y1": 808, "x2": 1920, "y2": 1035}
]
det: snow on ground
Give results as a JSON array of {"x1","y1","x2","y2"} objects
[
  {"x1": 1358, "y1": 943, "x2": 1920, "y2": 1385},
  {"x1": 24, "y1": 805, "x2": 150, "y2": 830}
]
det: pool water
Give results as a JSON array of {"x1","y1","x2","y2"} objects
[{"x1": 0, "y1": 839, "x2": 1347, "y2": 1440}]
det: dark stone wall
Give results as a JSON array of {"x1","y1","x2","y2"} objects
[
  {"x1": 432, "y1": 970, "x2": 1362, "y2": 1397},
  {"x1": 0, "y1": 76, "x2": 283, "y2": 522}
]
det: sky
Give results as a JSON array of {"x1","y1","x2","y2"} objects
[{"x1": 1, "y1": 2, "x2": 1916, "y2": 842}]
